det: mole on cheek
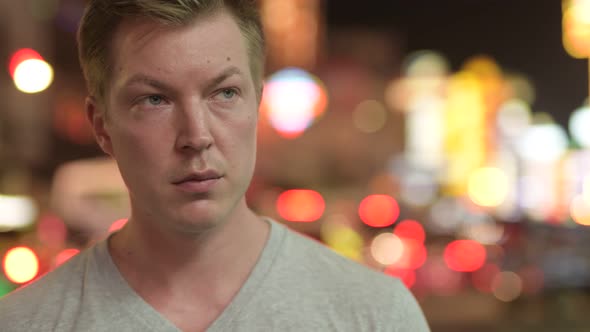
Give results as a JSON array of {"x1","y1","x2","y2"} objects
[{"x1": 227, "y1": 57, "x2": 231, "y2": 61}]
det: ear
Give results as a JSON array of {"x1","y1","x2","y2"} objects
[
  {"x1": 256, "y1": 83, "x2": 264, "y2": 107},
  {"x1": 85, "y1": 96, "x2": 114, "y2": 156}
]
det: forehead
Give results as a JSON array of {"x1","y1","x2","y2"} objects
[{"x1": 108, "y1": 9, "x2": 252, "y2": 91}]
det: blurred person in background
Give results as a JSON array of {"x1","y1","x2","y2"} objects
[{"x1": 0, "y1": 1, "x2": 429, "y2": 331}]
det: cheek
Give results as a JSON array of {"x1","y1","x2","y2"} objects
[
  {"x1": 222, "y1": 114, "x2": 258, "y2": 166},
  {"x1": 110, "y1": 123, "x2": 170, "y2": 163}
]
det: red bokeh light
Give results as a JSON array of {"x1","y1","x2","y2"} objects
[
  {"x1": 276, "y1": 190, "x2": 325, "y2": 222},
  {"x1": 418, "y1": 258, "x2": 464, "y2": 295},
  {"x1": 8, "y1": 48, "x2": 42, "y2": 77},
  {"x1": 37, "y1": 214, "x2": 67, "y2": 248},
  {"x1": 394, "y1": 239, "x2": 427, "y2": 270},
  {"x1": 384, "y1": 266, "x2": 416, "y2": 288},
  {"x1": 444, "y1": 240, "x2": 487, "y2": 272},
  {"x1": 393, "y1": 219, "x2": 426, "y2": 243},
  {"x1": 55, "y1": 249, "x2": 80, "y2": 267},
  {"x1": 358, "y1": 195, "x2": 400, "y2": 227},
  {"x1": 109, "y1": 219, "x2": 128, "y2": 233},
  {"x1": 472, "y1": 263, "x2": 500, "y2": 293}
]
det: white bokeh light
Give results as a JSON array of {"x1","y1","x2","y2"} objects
[
  {"x1": 13, "y1": 59, "x2": 54, "y2": 93},
  {"x1": 517, "y1": 123, "x2": 569, "y2": 163},
  {"x1": 569, "y1": 105, "x2": 590, "y2": 148}
]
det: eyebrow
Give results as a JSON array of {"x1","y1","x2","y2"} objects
[
  {"x1": 122, "y1": 66, "x2": 245, "y2": 94},
  {"x1": 122, "y1": 74, "x2": 174, "y2": 93},
  {"x1": 204, "y1": 66, "x2": 245, "y2": 92}
]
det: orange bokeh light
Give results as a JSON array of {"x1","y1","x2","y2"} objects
[
  {"x1": 393, "y1": 219, "x2": 426, "y2": 243},
  {"x1": 570, "y1": 195, "x2": 590, "y2": 226},
  {"x1": 359, "y1": 195, "x2": 400, "y2": 228},
  {"x1": 444, "y1": 240, "x2": 487, "y2": 272},
  {"x1": 277, "y1": 189, "x2": 325, "y2": 222},
  {"x1": 3, "y1": 246, "x2": 40, "y2": 284}
]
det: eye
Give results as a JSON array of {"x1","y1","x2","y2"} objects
[
  {"x1": 147, "y1": 95, "x2": 163, "y2": 105},
  {"x1": 219, "y1": 88, "x2": 237, "y2": 100}
]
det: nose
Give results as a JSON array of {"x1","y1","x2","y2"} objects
[{"x1": 174, "y1": 103, "x2": 213, "y2": 153}]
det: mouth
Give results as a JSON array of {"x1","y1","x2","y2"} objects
[
  {"x1": 172, "y1": 170, "x2": 223, "y2": 193},
  {"x1": 172, "y1": 171, "x2": 222, "y2": 184}
]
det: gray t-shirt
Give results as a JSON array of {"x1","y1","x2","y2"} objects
[{"x1": 0, "y1": 219, "x2": 430, "y2": 331}]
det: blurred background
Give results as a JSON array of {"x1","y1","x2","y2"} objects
[{"x1": 1, "y1": 0, "x2": 590, "y2": 331}]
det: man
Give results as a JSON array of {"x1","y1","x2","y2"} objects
[{"x1": 0, "y1": 1, "x2": 430, "y2": 331}]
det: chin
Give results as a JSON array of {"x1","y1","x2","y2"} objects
[{"x1": 170, "y1": 205, "x2": 227, "y2": 233}]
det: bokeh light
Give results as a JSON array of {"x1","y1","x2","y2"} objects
[
  {"x1": 277, "y1": 189, "x2": 325, "y2": 222},
  {"x1": 570, "y1": 194, "x2": 590, "y2": 226},
  {"x1": 461, "y1": 220, "x2": 505, "y2": 245},
  {"x1": 0, "y1": 195, "x2": 38, "y2": 232},
  {"x1": 429, "y1": 197, "x2": 466, "y2": 234},
  {"x1": 393, "y1": 219, "x2": 426, "y2": 243},
  {"x1": 568, "y1": 105, "x2": 590, "y2": 148},
  {"x1": 403, "y1": 50, "x2": 450, "y2": 78},
  {"x1": 444, "y1": 240, "x2": 487, "y2": 272},
  {"x1": 472, "y1": 263, "x2": 501, "y2": 293},
  {"x1": 370, "y1": 233, "x2": 404, "y2": 265},
  {"x1": 563, "y1": 0, "x2": 590, "y2": 58},
  {"x1": 359, "y1": 195, "x2": 400, "y2": 227},
  {"x1": 352, "y1": 99, "x2": 388, "y2": 133},
  {"x1": 384, "y1": 266, "x2": 416, "y2": 288},
  {"x1": 517, "y1": 122, "x2": 569, "y2": 163},
  {"x1": 492, "y1": 271, "x2": 523, "y2": 302},
  {"x1": 518, "y1": 265, "x2": 544, "y2": 295},
  {"x1": 3, "y1": 247, "x2": 39, "y2": 284},
  {"x1": 260, "y1": 68, "x2": 327, "y2": 138},
  {"x1": 321, "y1": 216, "x2": 364, "y2": 261},
  {"x1": 8, "y1": 48, "x2": 42, "y2": 77},
  {"x1": 0, "y1": 278, "x2": 15, "y2": 298},
  {"x1": 55, "y1": 248, "x2": 80, "y2": 267},
  {"x1": 399, "y1": 171, "x2": 438, "y2": 207},
  {"x1": 497, "y1": 99, "x2": 532, "y2": 139},
  {"x1": 37, "y1": 214, "x2": 67, "y2": 248},
  {"x1": 392, "y1": 239, "x2": 427, "y2": 270},
  {"x1": 10, "y1": 50, "x2": 54, "y2": 93},
  {"x1": 468, "y1": 167, "x2": 509, "y2": 207},
  {"x1": 419, "y1": 257, "x2": 464, "y2": 296},
  {"x1": 109, "y1": 218, "x2": 128, "y2": 233}
]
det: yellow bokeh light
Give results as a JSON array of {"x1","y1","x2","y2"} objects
[
  {"x1": 3, "y1": 247, "x2": 39, "y2": 284},
  {"x1": 321, "y1": 221, "x2": 364, "y2": 261},
  {"x1": 563, "y1": 0, "x2": 590, "y2": 58},
  {"x1": 468, "y1": 167, "x2": 509, "y2": 207},
  {"x1": 13, "y1": 59, "x2": 54, "y2": 94},
  {"x1": 570, "y1": 194, "x2": 590, "y2": 226}
]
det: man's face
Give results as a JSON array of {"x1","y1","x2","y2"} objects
[{"x1": 90, "y1": 10, "x2": 260, "y2": 233}]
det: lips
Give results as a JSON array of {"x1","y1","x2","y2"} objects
[
  {"x1": 172, "y1": 170, "x2": 222, "y2": 184},
  {"x1": 172, "y1": 170, "x2": 222, "y2": 193}
]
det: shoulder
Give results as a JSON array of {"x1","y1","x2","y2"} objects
[
  {"x1": 276, "y1": 224, "x2": 430, "y2": 330},
  {"x1": 263, "y1": 222, "x2": 432, "y2": 331},
  {"x1": 0, "y1": 247, "x2": 91, "y2": 329}
]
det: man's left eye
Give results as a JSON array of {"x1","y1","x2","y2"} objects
[{"x1": 220, "y1": 89, "x2": 236, "y2": 99}]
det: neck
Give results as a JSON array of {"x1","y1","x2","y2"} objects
[{"x1": 108, "y1": 203, "x2": 270, "y2": 303}]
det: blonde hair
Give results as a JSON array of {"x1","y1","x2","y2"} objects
[{"x1": 77, "y1": 0, "x2": 265, "y2": 103}]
